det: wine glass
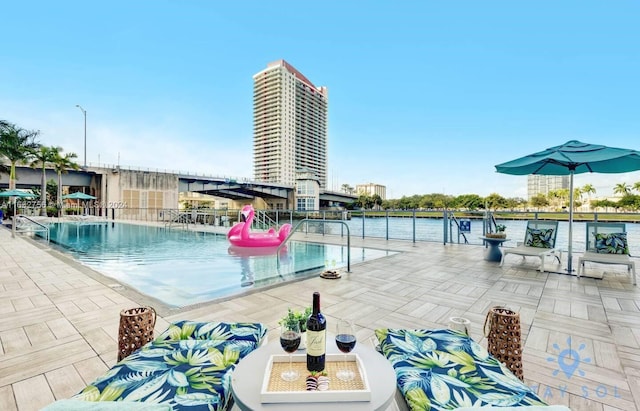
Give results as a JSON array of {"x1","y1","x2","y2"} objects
[
  {"x1": 335, "y1": 319, "x2": 357, "y2": 381},
  {"x1": 280, "y1": 322, "x2": 301, "y2": 381}
]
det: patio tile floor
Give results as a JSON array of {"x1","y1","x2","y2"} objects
[{"x1": 0, "y1": 224, "x2": 638, "y2": 410}]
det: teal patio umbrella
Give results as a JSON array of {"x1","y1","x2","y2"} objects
[
  {"x1": 495, "y1": 140, "x2": 640, "y2": 273},
  {"x1": 0, "y1": 189, "x2": 38, "y2": 238},
  {"x1": 62, "y1": 192, "x2": 96, "y2": 200},
  {"x1": 62, "y1": 192, "x2": 96, "y2": 215}
]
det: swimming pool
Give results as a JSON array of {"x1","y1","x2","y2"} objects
[{"x1": 44, "y1": 222, "x2": 396, "y2": 307}]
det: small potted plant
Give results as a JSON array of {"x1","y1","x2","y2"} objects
[
  {"x1": 280, "y1": 307, "x2": 312, "y2": 349},
  {"x1": 496, "y1": 224, "x2": 507, "y2": 238},
  {"x1": 488, "y1": 224, "x2": 507, "y2": 238}
]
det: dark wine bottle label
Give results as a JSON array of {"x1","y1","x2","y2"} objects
[{"x1": 306, "y1": 330, "x2": 326, "y2": 356}]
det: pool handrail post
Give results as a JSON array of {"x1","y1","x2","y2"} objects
[
  {"x1": 322, "y1": 210, "x2": 326, "y2": 236},
  {"x1": 412, "y1": 209, "x2": 416, "y2": 244},
  {"x1": 443, "y1": 209, "x2": 448, "y2": 245},
  {"x1": 385, "y1": 210, "x2": 389, "y2": 241}
]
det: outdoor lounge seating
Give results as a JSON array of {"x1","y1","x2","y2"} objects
[
  {"x1": 577, "y1": 222, "x2": 637, "y2": 285},
  {"x1": 375, "y1": 328, "x2": 557, "y2": 410},
  {"x1": 44, "y1": 321, "x2": 267, "y2": 411},
  {"x1": 500, "y1": 220, "x2": 561, "y2": 273}
]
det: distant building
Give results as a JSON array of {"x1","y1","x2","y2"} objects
[
  {"x1": 253, "y1": 60, "x2": 329, "y2": 189},
  {"x1": 527, "y1": 175, "x2": 569, "y2": 199},
  {"x1": 356, "y1": 183, "x2": 386, "y2": 200},
  {"x1": 295, "y1": 169, "x2": 320, "y2": 211}
]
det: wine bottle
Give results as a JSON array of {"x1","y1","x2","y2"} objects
[{"x1": 306, "y1": 291, "x2": 326, "y2": 372}]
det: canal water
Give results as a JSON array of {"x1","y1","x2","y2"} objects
[{"x1": 310, "y1": 217, "x2": 640, "y2": 256}]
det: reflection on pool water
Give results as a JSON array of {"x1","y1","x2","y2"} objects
[{"x1": 44, "y1": 222, "x2": 396, "y2": 307}]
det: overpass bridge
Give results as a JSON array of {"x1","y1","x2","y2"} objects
[
  {"x1": 179, "y1": 175, "x2": 291, "y2": 201},
  {"x1": 1, "y1": 166, "x2": 357, "y2": 206},
  {"x1": 0, "y1": 167, "x2": 92, "y2": 189},
  {"x1": 179, "y1": 174, "x2": 357, "y2": 206}
]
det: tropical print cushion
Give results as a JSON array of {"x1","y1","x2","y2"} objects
[
  {"x1": 74, "y1": 321, "x2": 266, "y2": 411},
  {"x1": 375, "y1": 328, "x2": 546, "y2": 411},
  {"x1": 155, "y1": 321, "x2": 266, "y2": 343},
  {"x1": 524, "y1": 228, "x2": 555, "y2": 248},
  {"x1": 594, "y1": 232, "x2": 629, "y2": 254}
]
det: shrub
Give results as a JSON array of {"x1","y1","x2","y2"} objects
[{"x1": 64, "y1": 207, "x2": 82, "y2": 215}]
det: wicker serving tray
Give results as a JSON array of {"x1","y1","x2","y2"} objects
[{"x1": 260, "y1": 353, "x2": 371, "y2": 403}]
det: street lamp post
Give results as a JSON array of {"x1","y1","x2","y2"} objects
[{"x1": 75, "y1": 104, "x2": 87, "y2": 167}]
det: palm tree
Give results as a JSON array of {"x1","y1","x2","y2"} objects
[
  {"x1": 340, "y1": 184, "x2": 356, "y2": 195},
  {"x1": 30, "y1": 146, "x2": 60, "y2": 216},
  {"x1": 0, "y1": 121, "x2": 15, "y2": 177},
  {"x1": 557, "y1": 188, "x2": 570, "y2": 205},
  {"x1": 547, "y1": 189, "x2": 559, "y2": 208},
  {"x1": 633, "y1": 181, "x2": 640, "y2": 193},
  {"x1": 371, "y1": 194, "x2": 383, "y2": 210},
  {"x1": 548, "y1": 188, "x2": 569, "y2": 209},
  {"x1": 580, "y1": 184, "x2": 596, "y2": 210},
  {"x1": 51, "y1": 150, "x2": 80, "y2": 217},
  {"x1": 581, "y1": 183, "x2": 596, "y2": 198},
  {"x1": 613, "y1": 182, "x2": 631, "y2": 196},
  {"x1": 0, "y1": 122, "x2": 40, "y2": 189}
]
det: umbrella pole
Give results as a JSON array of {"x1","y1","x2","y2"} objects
[
  {"x1": 567, "y1": 171, "x2": 574, "y2": 273},
  {"x1": 11, "y1": 196, "x2": 16, "y2": 239}
]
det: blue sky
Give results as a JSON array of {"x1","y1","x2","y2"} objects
[{"x1": 2, "y1": 1, "x2": 639, "y2": 199}]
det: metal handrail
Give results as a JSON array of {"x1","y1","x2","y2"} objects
[
  {"x1": 490, "y1": 212, "x2": 499, "y2": 233},
  {"x1": 254, "y1": 210, "x2": 278, "y2": 230},
  {"x1": 447, "y1": 212, "x2": 469, "y2": 244},
  {"x1": 16, "y1": 215, "x2": 50, "y2": 242},
  {"x1": 277, "y1": 218, "x2": 351, "y2": 272}
]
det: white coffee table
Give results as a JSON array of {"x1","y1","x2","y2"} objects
[{"x1": 231, "y1": 334, "x2": 397, "y2": 411}]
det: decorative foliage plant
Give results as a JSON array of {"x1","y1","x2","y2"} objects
[{"x1": 280, "y1": 307, "x2": 312, "y2": 332}]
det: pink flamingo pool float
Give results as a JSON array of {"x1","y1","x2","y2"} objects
[{"x1": 227, "y1": 205, "x2": 292, "y2": 247}]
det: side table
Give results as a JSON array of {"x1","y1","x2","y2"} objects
[
  {"x1": 480, "y1": 236, "x2": 509, "y2": 262},
  {"x1": 231, "y1": 334, "x2": 397, "y2": 411}
]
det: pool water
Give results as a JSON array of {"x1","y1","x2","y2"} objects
[{"x1": 44, "y1": 222, "x2": 396, "y2": 307}]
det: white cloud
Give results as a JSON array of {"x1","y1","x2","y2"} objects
[{"x1": 1, "y1": 101, "x2": 254, "y2": 180}]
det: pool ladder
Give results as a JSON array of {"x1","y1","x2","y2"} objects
[
  {"x1": 277, "y1": 219, "x2": 351, "y2": 273},
  {"x1": 15, "y1": 215, "x2": 50, "y2": 242},
  {"x1": 446, "y1": 212, "x2": 469, "y2": 244},
  {"x1": 253, "y1": 210, "x2": 278, "y2": 230}
]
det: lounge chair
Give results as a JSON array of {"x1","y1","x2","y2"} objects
[
  {"x1": 44, "y1": 321, "x2": 267, "y2": 411},
  {"x1": 500, "y1": 220, "x2": 561, "y2": 273},
  {"x1": 375, "y1": 328, "x2": 566, "y2": 410},
  {"x1": 577, "y1": 222, "x2": 637, "y2": 285}
]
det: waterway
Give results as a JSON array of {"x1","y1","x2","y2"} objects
[{"x1": 308, "y1": 217, "x2": 640, "y2": 256}]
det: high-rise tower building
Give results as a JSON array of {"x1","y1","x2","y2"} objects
[
  {"x1": 527, "y1": 175, "x2": 570, "y2": 199},
  {"x1": 253, "y1": 60, "x2": 328, "y2": 188}
]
